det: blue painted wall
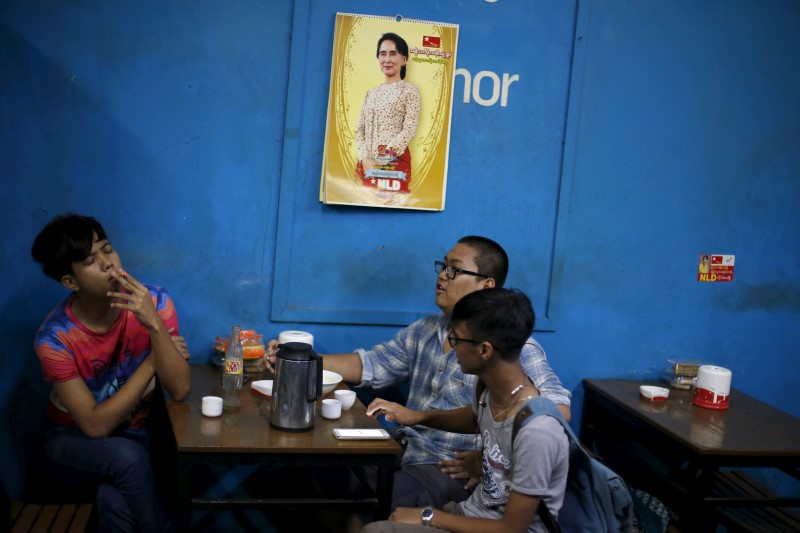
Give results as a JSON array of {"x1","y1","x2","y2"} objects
[{"x1": 2, "y1": 0, "x2": 798, "y2": 501}]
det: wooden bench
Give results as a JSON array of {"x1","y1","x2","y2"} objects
[
  {"x1": 712, "y1": 470, "x2": 800, "y2": 532},
  {"x1": 9, "y1": 501, "x2": 93, "y2": 533},
  {"x1": 6, "y1": 382, "x2": 95, "y2": 533}
]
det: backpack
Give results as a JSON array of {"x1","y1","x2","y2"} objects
[{"x1": 511, "y1": 396, "x2": 634, "y2": 533}]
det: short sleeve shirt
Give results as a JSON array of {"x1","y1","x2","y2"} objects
[
  {"x1": 460, "y1": 390, "x2": 569, "y2": 532},
  {"x1": 34, "y1": 285, "x2": 178, "y2": 428}
]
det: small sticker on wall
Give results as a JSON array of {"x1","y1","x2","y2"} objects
[{"x1": 697, "y1": 254, "x2": 735, "y2": 282}]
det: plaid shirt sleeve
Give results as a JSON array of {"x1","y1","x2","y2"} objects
[{"x1": 520, "y1": 337, "x2": 572, "y2": 406}]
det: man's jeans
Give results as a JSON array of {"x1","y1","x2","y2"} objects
[
  {"x1": 45, "y1": 424, "x2": 173, "y2": 533},
  {"x1": 392, "y1": 463, "x2": 472, "y2": 510}
]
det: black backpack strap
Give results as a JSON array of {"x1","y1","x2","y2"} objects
[
  {"x1": 474, "y1": 379, "x2": 487, "y2": 411},
  {"x1": 513, "y1": 402, "x2": 563, "y2": 533}
]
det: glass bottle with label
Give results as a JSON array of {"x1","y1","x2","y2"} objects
[{"x1": 222, "y1": 325, "x2": 244, "y2": 407}]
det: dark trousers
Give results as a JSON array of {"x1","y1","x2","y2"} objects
[
  {"x1": 45, "y1": 424, "x2": 173, "y2": 533},
  {"x1": 392, "y1": 464, "x2": 472, "y2": 510}
]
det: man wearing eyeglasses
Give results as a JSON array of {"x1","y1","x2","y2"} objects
[{"x1": 265, "y1": 236, "x2": 570, "y2": 511}]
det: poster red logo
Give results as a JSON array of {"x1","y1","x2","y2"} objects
[
  {"x1": 423, "y1": 36, "x2": 441, "y2": 48},
  {"x1": 697, "y1": 254, "x2": 735, "y2": 282}
]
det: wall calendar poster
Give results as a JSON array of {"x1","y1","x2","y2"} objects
[{"x1": 320, "y1": 13, "x2": 458, "y2": 210}]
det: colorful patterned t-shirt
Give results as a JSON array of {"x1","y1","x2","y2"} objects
[{"x1": 34, "y1": 285, "x2": 178, "y2": 429}]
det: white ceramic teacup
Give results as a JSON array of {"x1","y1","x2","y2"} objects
[
  {"x1": 321, "y1": 399, "x2": 342, "y2": 420},
  {"x1": 202, "y1": 396, "x2": 223, "y2": 417},
  {"x1": 334, "y1": 390, "x2": 357, "y2": 410}
]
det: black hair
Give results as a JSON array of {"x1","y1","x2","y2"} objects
[
  {"x1": 450, "y1": 288, "x2": 534, "y2": 362},
  {"x1": 31, "y1": 214, "x2": 108, "y2": 281},
  {"x1": 376, "y1": 32, "x2": 409, "y2": 80},
  {"x1": 457, "y1": 236, "x2": 509, "y2": 288}
]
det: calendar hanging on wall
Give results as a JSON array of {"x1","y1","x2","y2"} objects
[{"x1": 320, "y1": 13, "x2": 459, "y2": 210}]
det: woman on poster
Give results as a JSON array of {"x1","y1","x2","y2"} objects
[
  {"x1": 355, "y1": 32, "x2": 421, "y2": 194},
  {"x1": 699, "y1": 255, "x2": 710, "y2": 274}
]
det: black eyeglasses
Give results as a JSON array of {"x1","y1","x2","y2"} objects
[
  {"x1": 447, "y1": 332, "x2": 485, "y2": 347},
  {"x1": 434, "y1": 261, "x2": 487, "y2": 280}
]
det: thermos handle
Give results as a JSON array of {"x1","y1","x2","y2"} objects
[{"x1": 310, "y1": 351, "x2": 323, "y2": 401}]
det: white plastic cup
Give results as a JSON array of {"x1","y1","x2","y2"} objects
[
  {"x1": 334, "y1": 390, "x2": 357, "y2": 410},
  {"x1": 202, "y1": 396, "x2": 223, "y2": 417},
  {"x1": 321, "y1": 399, "x2": 342, "y2": 419},
  {"x1": 278, "y1": 330, "x2": 314, "y2": 347}
]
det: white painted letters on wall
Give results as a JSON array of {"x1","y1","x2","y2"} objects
[{"x1": 455, "y1": 68, "x2": 520, "y2": 107}]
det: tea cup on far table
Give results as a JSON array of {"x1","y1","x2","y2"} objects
[
  {"x1": 321, "y1": 399, "x2": 342, "y2": 420},
  {"x1": 334, "y1": 390, "x2": 357, "y2": 410}
]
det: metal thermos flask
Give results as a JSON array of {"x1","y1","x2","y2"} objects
[{"x1": 269, "y1": 342, "x2": 323, "y2": 432}]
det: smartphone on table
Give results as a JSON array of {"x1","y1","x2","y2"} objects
[{"x1": 332, "y1": 428, "x2": 391, "y2": 440}]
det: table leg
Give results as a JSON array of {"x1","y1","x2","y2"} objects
[
  {"x1": 176, "y1": 454, "x2": 191, "y2": 531},
  {"x1": 686, "y1": 462, "x2": 719, "y2": 533},
  {"x1": 374, "y1": 459, "x2": 395, "y2": 521}
]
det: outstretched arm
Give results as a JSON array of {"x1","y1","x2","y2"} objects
[
  {"x1": 390, "y1": 491, "x2": 541, "y2": 533},
  {"x1": 263, "y1": 339, "x2": 364, "y2": 384},
  {"x1": 366, "y1": 399, "x2": 476, "y2": 434},
  {"x1": 322, "y1": 352, "x2": 363, "y2": 384}
]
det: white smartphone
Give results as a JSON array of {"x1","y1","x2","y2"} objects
[{"x1": 332, "y1": 428, "x2": 391, "y2": 440}]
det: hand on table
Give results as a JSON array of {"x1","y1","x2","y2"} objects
[
  {"x1": 439, "y1": 450, "x2": 482, "y2": 490},
  {"x1": 365, "y1": 398, "x2": 420, "y2": 426}
]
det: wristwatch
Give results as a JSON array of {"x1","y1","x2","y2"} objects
[{"x1": 421, "y1": 506, "x2": 434, "y2": 527}]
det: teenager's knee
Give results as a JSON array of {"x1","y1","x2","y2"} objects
[
  {"x1": 107, "y1": 438, "x2": 151, "y2": 477},
  {"x1": 392, "y1": 470, "x2": 432, "y2": 509}
]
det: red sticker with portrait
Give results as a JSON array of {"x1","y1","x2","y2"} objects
[{"x1": 697, "y1": 254, "x2": 735, "y2": 282}]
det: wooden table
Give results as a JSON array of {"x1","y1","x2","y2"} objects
[
  {"x1": 581, "y1": 379, "x2": 800, "y2": 531},
  {"x1": 161, "y1": 364, "x2": 402, "y2": 530}
]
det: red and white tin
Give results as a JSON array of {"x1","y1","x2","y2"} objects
[{"x1": 692, "y1": 365, "x2": 732, "y2": 410}]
